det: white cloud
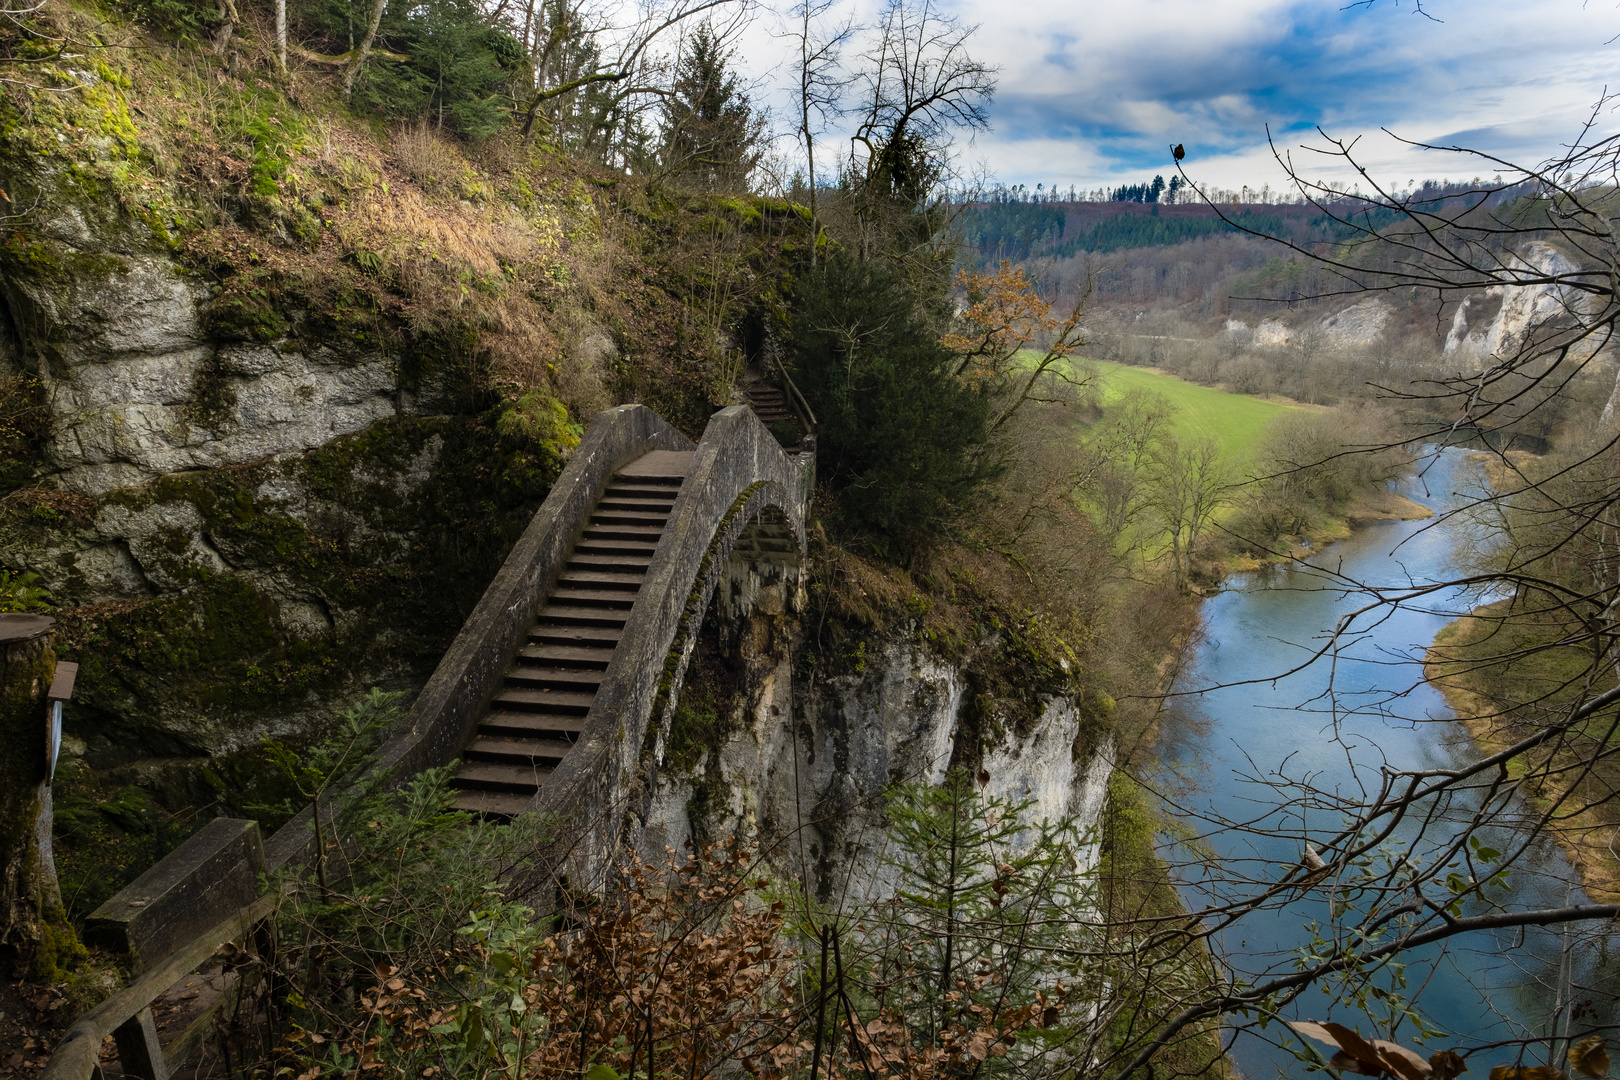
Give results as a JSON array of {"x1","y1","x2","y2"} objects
[{"x1": 735, "y1": 0, "x2": 1620, "y2": 192}]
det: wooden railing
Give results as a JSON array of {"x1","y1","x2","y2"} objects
[
  {"x1": 41, "y1": 894, "x2": 278, "y2": 1080},
  {"x1": 770, "y1": 349, "x2": 818, "y2": 434}
]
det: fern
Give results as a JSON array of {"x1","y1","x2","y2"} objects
[{"x1": 0, "y1": 569, "x2": 52, "y2": 613}]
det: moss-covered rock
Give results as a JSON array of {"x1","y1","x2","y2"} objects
[{"x1": 1, "y1": 403, "x2": 567, "y2": 771}]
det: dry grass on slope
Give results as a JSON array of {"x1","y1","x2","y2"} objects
[{"x1": 1, "y1": 4, "x2": 812, "y2": 430}]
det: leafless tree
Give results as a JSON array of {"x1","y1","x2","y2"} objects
[
  {"x1": 1078, "y1": 104, "x2": 1620, "y2": 1079},
  {"x1": 778, "y1": 0, "x2": 854, "y2": 265},
  {"x1": 1146, "y1": 435, "x2": 1229, "y2": 592},
  {"x1": 827, "y1": 0, "x2": 994, "y2": 267}
]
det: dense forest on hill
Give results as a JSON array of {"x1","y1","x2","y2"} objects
[{"x1": 954, "y1": 179, "x2": 1541, "y2": 264}]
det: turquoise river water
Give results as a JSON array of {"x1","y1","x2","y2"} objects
[{"x1": 1158, "y1": 447, "x2": 1620, "y2": 1078}]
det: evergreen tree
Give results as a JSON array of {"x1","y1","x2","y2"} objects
[
  {"x1": 317, "y1": 0, "x2": 522, "y2": 137},
  {"x1": 830, "y1": 770, "x2": 1100, "y2": 1074},
  {"x1": 790, "y1": 256, "x2": 1001, "y2": 554},
  {"x1": 658, "y1": 23, "x2": 763, "y2": 191}
]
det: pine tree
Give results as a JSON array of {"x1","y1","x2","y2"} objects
[
  {"x1": 659, "y1": 23, "x2": 763, "y2": 192},
  {"x1": 835, "y1": 769, "x2": 1101, "y2": 1074}
]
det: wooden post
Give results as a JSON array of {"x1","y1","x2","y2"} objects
[
  {"x1": 0, "y1": 614, "x2": 81, "y2": 980},
  {"x1": 112, "y1": 1006, "x2": 169, "y2": 1080}
]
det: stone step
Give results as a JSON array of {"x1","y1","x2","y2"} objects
[
  {"x1": 616, "y1": 450, "x2": 694, "y2": 480},
  {"x1": 534, "y1": 604, "x2": 629, "y2": 628},
  {"x1": 572, "y1": 539, "x2": 658, "y2": 556},
  {"x1": 452, "y1": 760, "x2": 555, "y2": 791},
  {"x1": 556, "y1": 570, "x2": 644, "y2": 588},
  {"x1": 481, "y1": 712, "x2": 588, "y2": 737},
  {"x1": 450, "y1": 790, "x2": 534, "y2": 819},
  {"x1": 506, "y1": 664, "x2": 603, "y2": 690},
  {"x1": 516, "y1": 643, "x2": 615, "y2": 668},
  {"x1": 597, "y1": 498, "x2": 675, "y2": 513},
  {"x1": 465, "y1": 736, "x2": 575, "y2": 764},
  {"x1": 566, "y1": 556, "x2": 654, "y2": 576},
  {"x1": 527, "y1": 624, "x2": 623, "y2": 647},
  {"x1": 590, "y1": 511, "x2": 670, "y2": 527},
  {"x1": 549, "y1": 587, "x2": 637, "y2": 609},
  {"x1": 582, "y1": 524, "x2": 665, "y2": 542},
  {"x1": 493, "y1": 687, "x2": 596, "y2": 714},
  {"x1": 604, "y1": 481, "x2": 682, "y2": 496}
]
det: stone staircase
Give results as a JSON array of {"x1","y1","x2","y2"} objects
[
  {"x1": 448, "y1": 449, "x2": 694, "y2": 817},
  {"x1": 745, "y1": 378, "x2": 796, "y2": 433}
]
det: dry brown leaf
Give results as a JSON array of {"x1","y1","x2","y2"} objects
[
  {"x1": 1570, "y1": 1037, "x2": 1610, "y2": 1080},
  {"x1": 1490, "y1": 1067, "x2": 1567, "y2": 1080},
  {"x1": 1331, "y1": 1051, "x2": 1386, "y2": 1076},
  {"x1": 1430, "y1": 1049, "x2": 1469, "y2": 1080},
  {"x1": 1374, "y1": 1039, "x2": 1434, "y2": 1080},
  {"x1": 1290, "y1": 1021, "x2": 1388, "y2": 1074}
]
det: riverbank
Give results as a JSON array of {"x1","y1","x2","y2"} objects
[
  {"x1": 1425, "y1": 602, "x2": 1620, "y2": 905},
  {"x1": 1212, "y1": 485, "x2": 1432, "y2": 579}
]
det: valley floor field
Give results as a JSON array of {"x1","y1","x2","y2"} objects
[{"x1": 1090, "y1": 359, "x2": 1299, "y2": 471}]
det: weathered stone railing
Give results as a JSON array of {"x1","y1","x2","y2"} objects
[{"x1": 526, "y1": 404, "x2": 813, "y2": 885}]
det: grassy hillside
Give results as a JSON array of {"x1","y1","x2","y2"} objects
[{"x1": 1091, "y1": 360, "x2": 1298, "y2": 470}]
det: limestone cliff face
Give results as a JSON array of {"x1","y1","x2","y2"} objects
[
  {"x1": 639, "y1": 624, "x2": 1113, "y2": 902},
  {"x1": 1443, "y1": 241, "x2": 1609, "y2": 367},
  {"x1": 3, "y1": 224, "x2": 395, "y2": 497},
  {"x1": 1238, "y1": 297, "x2": 1392, "y2": 351},
  {"x1": 0, "y1": 182, "x2": 577, "y2": 767}
]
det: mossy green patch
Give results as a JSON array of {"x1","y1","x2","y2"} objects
[
  {"x1": 59, "y1": 407, "x2": 568, "y2": 761},
  {"x1": 50, "y1": 759, "x2": 205, "y2": 920}
]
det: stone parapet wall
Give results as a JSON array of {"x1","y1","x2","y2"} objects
[
  {"x1": 529, "y1": 407, "x2": 813, "y2": 886},
  {"x1": 264, "y1": 404, "x2": 693, "y2": 875}
]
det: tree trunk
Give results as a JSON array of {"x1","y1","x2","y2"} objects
[
  {"x1": 342, "y1": 0, "x2": 388, "y2": 97},
  {"x1": 276, "y1": 0, "x2": 287, "y2": 73},
  {"x1": 0, "y1": 616, "x2": 79, "y2": 981}
]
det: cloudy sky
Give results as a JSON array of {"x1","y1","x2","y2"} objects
[{"x1": 743, "y1": 0, "x2": 1620, "y2": 194}]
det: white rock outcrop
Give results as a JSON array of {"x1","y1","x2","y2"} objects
[
  {"x1": 1444, "y1": 242, "x2": 1605, "y2": 367},
  {"x1": 1318, "y1": 297, "x2": 1391, "y2": 348},
  {"x1": 641, "y1": 631, "x2": 1114, "y2": 903},
  {"x1": 1254, "y1": 319, "x2": 1292, "y2": 347}
]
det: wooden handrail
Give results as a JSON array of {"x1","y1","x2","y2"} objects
[
  {"x1": 41, "y1": 893, "x2": 279, "y2": 1080},
  {"x1": 771, "y1": 352, "x2": 817, "y2": 432}
]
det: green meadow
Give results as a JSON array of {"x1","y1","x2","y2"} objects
[{"x1": 1087, "y1": 360, "x2": 1298, "y2": 469}]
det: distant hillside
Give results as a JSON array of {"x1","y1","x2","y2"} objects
[
  {"x1": 956, "y1": 201, "x2": 1351, "y2": 263},
  {"x1": 955, "y1": 181, "x2": 1539, "y2": 265}
]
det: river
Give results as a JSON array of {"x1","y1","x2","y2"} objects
[{"x1": 1158, "y1": 446, "x2": 1620, "y2": 1077}]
